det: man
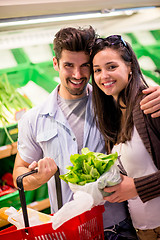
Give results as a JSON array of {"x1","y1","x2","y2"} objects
[{"x1": 13, "y1": 26, "x2": 160, "y2": 239}]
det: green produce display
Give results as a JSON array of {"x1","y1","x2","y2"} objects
[
  {"x1": 0, "y1": 74, "x2": 33, "y2": 143},
  {"x1": 60, "y1": 148, "x2": 118, "y2": 185},
  {"x1": 0, "y1": 74, "x2": 33, "y2": 124}
]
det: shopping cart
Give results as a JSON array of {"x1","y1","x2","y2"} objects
[{"x1": 0, "y1": 168, "x2": 105, "y2": 240}]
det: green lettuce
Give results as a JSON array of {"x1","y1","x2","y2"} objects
[{"x1": 59, "y1": 148, "x2": 118, "y2": 185}]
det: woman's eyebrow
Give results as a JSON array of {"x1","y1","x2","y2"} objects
[
  {"x1": 93, "y1": 64, "x2": 100, "y2": 67},
  {"x1": 93, "y1": 61, "x2": 115, "y2": 67}
]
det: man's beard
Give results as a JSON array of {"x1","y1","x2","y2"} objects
[
  {"x1": 65, "y1": 77, "x2": 88, "y2": 96},
  {"x1": 65, "y1": 86, "x2": 86, "y2": 96}
]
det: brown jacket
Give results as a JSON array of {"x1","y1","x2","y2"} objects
[{"x1": 133, "y1": 94, "x2": 160, "y2": 203}]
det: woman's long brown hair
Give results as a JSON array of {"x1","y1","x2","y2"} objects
[{"x1": 91, "y1": 39, "x2": 149, "y2": 153}]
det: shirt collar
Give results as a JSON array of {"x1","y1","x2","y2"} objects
[
  {"x1": 39, "y1": 85, "x2": 59, "y2": 117},
  {"x1": 39, "y1": 83, "x2": 92, "y2": 117}
]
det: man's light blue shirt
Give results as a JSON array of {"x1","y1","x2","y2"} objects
[
  {"x1": 18, "y1": 85, "x2": 105, "y2": 207},
  {"x1": 18, "y1": 84, "x2": 127, "y2": 228}
]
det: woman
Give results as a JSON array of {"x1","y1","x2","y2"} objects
[{"x1": 91, "y1": 35, "x2": 160, "y2": 240}]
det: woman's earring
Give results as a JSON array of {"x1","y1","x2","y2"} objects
[{"x1": 129, "y1": 72, "x2": 132, "y2": 80}]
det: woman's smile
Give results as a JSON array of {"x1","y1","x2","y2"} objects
[
  {"x1": 102, "y1": 80, "x2": 116, "y2": 88},
  {"x1": 93, "y1": 48, "x2": 131, "y2": 100}
]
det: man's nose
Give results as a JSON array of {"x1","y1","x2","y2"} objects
[{"x1": 73, "y1": 68, "x2": 82, "y2": 79}]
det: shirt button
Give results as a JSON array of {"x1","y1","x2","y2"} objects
[{"x1": 73, "y1": 138, "x2": 76, "y2": 141}]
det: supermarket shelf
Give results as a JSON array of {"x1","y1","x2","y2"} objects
[
  {"x1": 0, "y1": 198, "x2": 50, "y2": 228},
  {"x1": 0, "y1": 145, "x2": 12, "y2": 159},
  {"x1": 0, "y1": 142, "x2": 17, "y2": 159},
  {"x1": 27, "y1": 198, "x2": 50, "y2": 212}
]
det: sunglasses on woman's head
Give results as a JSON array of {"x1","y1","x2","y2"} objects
[{"x1": 95, "y1": 35, "x2": 127, "y2": 47}]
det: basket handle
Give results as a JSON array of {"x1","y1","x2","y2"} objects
[
  {"x1": 55, "y1": 167, "x2": 63, "y2": 210},
  {"x1": 16, "y1": 166, "x2": 62, "y2": 229},
  {"x1": 16, "y1": 169, "x2": 38, "y2": 229}
]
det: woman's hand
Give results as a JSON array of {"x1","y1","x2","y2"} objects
[
  {"x1": 103, "y1": 175, "x2": 138, "y2": 203},
  {"x1": 140, "y1": 86, "x2": 160, "y2": 118}
]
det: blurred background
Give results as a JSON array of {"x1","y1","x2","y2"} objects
[
  {"x1": 0, "y1": 0, "x2": 160, "y2": 87},
  {"x1": 0, "y1": 0, "x2": 160, "y2": 227}
]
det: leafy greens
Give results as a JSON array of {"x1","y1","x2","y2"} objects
[{"x1": 59, "y1": 148, "x2": 118, "y2": 185}]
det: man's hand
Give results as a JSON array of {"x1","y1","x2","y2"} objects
[
  {"x1": 103, "y1": 175, "x2": 138, "y2": 203},
  {"x1": 28, "y1": 157, "x2": 58, "y2": 186},
  {"x1": 140, "y1": 86, "x2": 160, "y2": 118}
]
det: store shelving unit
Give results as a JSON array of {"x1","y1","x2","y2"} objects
[{"x1": 0, "y1": 142, "x2": 17, "y2": 159}]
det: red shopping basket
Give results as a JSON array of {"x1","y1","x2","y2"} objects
[
  {"x1": 0, "y1": 205, "x2": 105, "y2": 240},
  {"x1": 0, "y1": 169, "x2": 105, "y2": 240}
]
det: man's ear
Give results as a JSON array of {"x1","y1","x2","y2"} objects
[{"x1": 53, "y1": 57, "x2": 59, "y2": 71}]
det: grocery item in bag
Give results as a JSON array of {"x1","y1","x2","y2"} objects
[{"x1": 60, "y1": 148, "x2": 121, "y2": 205}]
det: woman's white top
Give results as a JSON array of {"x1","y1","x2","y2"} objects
[{"x1": 112, "y1": 126, "x2": 160, "y2": 230}]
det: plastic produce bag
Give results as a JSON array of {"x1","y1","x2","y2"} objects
[
  {"x1": 69, "y1": 164, "x2": 121, "y2": 205},
  {"x1": 52, "y1": 191, "x2": 94, "y2": 229},
  {"x1": 60, "y1": 148, "x2": 119, "y2": 186},
  {"x1": 60, "y1": 148, "x2": 121, "y2": 205},
  {"x1": 3, "y1": 192, "x2": 94, "y2": 230},
  {"x1": 69, "y1": 180, "x2": 104, "y2": 206},
  {"x1": 98, "y1": 164, "x2": 122, "y2": 197},
  {"x1": 5, "y1": 207, "x2": 52, "y2": 229}
]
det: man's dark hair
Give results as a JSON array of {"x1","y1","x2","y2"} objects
[{"x1": 53, "y1": 26, "x2": 96, "y2": 62}]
